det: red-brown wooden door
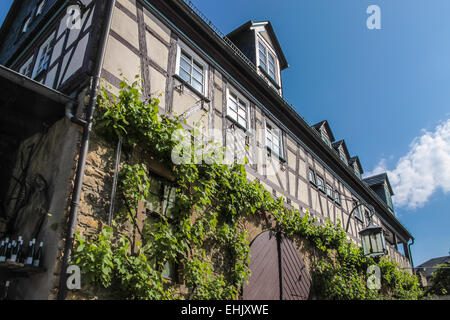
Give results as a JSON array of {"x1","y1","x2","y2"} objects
[{"x1": 242, "y1": 230, "x2": 311, "y2": 300}]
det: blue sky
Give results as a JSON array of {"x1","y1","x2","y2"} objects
[{"x1": 1, "y1": 1, "x2": 449, "y2": 266}]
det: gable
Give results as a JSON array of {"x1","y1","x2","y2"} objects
[{"x1": 227, "y1": 20, "x2": 288, "y2": 70}]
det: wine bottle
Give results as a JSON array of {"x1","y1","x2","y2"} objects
[
  {"x1": 7, "y1": 240, "x2": 17, "y2": 262},
  {"x1": 33, "y1": 242, "x2": 43, "y2": 267},
  {"x1": 14, "y1": 237, "x2": 23, "y2": 263},
  {"x1": 0, "y1": 241, "x2": 5, "y2": 262},
  {"x1": 5, "y1": 243, "x2": 12, "y2": 262},
  {"x1": 25, "y1": 241, "x2": 34, "y2": 265}
]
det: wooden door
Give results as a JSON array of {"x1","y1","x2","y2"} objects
[{"x1": 242, "y1": 230, "x2": 311, "y2": 300}]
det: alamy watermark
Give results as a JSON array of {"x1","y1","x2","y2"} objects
[
  {"x1": 366, "y1": 5, "x2": 381, "y2": 30},
  {"x1": 66, "y1": 5, "x2": 83, "y2": 30}
]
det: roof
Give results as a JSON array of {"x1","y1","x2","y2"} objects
[
  {"x1": 416, "y1": 256, "x2": 450, "y2": 278},
  {"x1": 226, "y1": 20, "x2": 289, "y2": 70},
  {"x1": 349, "y1": 156, "x2": 364, "y2": 174},
  {"x1": 311, "y1": 120, "x2": 335, "y2": 142},
  {"x1": 332, "y1": 140, "x2": 350, "y2": 159},
  {"x1": 363, "y1": 172, "x2": 394, "y2": 195},
  {"x1": 0, "y1": 64, "x2": 74, "y2": 139}
]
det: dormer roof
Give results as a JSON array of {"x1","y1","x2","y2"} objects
[
  {"x1": 227, "y1": 20, "x2": 288, "y2": 70},
  {"x1": 332, "y1": 139, "x2": 350, "y2": 160},
  {"x1": 349, "y1": 156, "x2": 364, "y2": 174},
  {"x1": 363, "y1": 173, "x2": 394, "y2": 195},
  {"x1": 311, "y1": 120, "x2": 335, "y2": 142}
]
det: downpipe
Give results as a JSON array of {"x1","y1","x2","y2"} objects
[{"x1": 57, "y1": 0, "x2": 117, "y2": 300}]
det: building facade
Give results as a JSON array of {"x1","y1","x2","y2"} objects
[{"x1": 0, "y1": 0, "x2": 414, "y2": 300}]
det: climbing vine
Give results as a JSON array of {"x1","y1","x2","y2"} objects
[{"x1": 72, "y1": 77, "x2": 423, "y2": 300}]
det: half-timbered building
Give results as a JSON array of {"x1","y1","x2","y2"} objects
[{"x1": 0, "y1": 0, "x2": 414, "y2": 300}]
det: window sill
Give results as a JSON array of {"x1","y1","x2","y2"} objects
[
  {"x1": 173, "y1": 74, "x2": 211, "y2": 103},
  {"x1": 266, "y1": 146, "x2": 286, "y2": 163},
  {"x1": 225, "y1": 114, "x2": 250, "y2": 133}
]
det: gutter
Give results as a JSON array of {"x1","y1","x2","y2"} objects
[{"x1": 57, "y1": 0, "x2": 117, "y2": 300}]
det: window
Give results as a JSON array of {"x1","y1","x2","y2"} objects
[
  {"x1": 176, "y1": 42, "x2": 208, "y2": 95},
  {"x1": 309, "y1": 170, "x2": 316, "y2": 185},
  {"x1": 354, "y1": 166, "x2": 362, "y2": 180},
  {"x1": 36, "y1": 0, "x2": 45, "y2": 16},
  {"x1": 265, "y1": 120, "x2": 283, "y2": 158},
  {"x1": 21, "y1": 15, "x2": 31, "y2": 33},
  {"x1": 258, "y1": 40, "x2": 278, "y2": 83},
  {"x1": 384, "y1": 183, "x2": 394, "y2": 213},
  {"x1": 334, "y1": 191, "x2": 341, "y2": 205},
  {"x1": 316, "y1": 176, "x2": 324, "y2": 192},
  {"x1": 143, "y1": 174, "x2": 178, "y2": 280},
  {"x1": 326, "y1": 184, "x2": 333, "y2": 199},
  {"x1": 321, "y1": 133, "x2": 332, "y2": 148},
  {"x1": 226, "y1": 88, "x2": 248, "y2": 129},
  {"x1": 339, "y1": 152, "x2": 348, "y2": 165},
  {"x1": 19, "y1": 57, "x2": 33, "y2": 77},
  {"x1": 353, "y1": 200, "x2": 364, "y2": 221},
  {"x1": 33, "y1": 34, "x2": 54, "y2": 78}
]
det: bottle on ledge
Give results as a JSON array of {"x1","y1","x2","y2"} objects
[
  {"x1": 24, "y1": 241, "x2": 34, "y2": 266},
  {"x1": 5, "y1": 243, "x2": 12, "y2": 262},
  {"x1": 13, "y1": 237, "x2": 23, "y2": 263},
  {"x1": 7, "y1": 240, "x2": 17, "y2": 262},
  {"x1": 0, "y1": 240, "x2": 6, "y2": 262},
  {"x1": 33, "y1": 242, "x2": 43, "y2": 267}
]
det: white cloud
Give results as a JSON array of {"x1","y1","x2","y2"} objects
[{"x1": 366, "y1": 119, "x2": 450, "y2": 210}]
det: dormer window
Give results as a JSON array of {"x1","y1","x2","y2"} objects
[
  {"x1": 21, "y1": 15, "x2": 31, "y2": 33},
  {"x1": 384, "y1": 183, "x2": 394, "y2": 213},
  {"x1": 258, "y1": 40, "x2": 279, "y2": 84},
  {"x1": 339, "y1": 151, "x2": 348, "y2": 165},
  {"x1": 36, "y1": 1, "x2": 46, "y2": 16},
  {"x1": 321, "y1": 133, "x2": 332, "y2": 148},
  {"x1": 354, "y1": 166, "x2": 362, "y2": 180}
]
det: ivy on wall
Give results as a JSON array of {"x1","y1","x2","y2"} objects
[{"x1": 72, "y1": 77, "x2": 423, "y2": 300}]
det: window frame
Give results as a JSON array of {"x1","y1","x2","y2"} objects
[
  {"x1": 175, "y1": 41, "x2": 209, "y2": 97},
  {"x1": 339, "y1": 151, "x2": 348, "y2": 165},
  {"x1": 309, "y1": 170, "x2": 316, "y2": 186},
  {"x1": 32, "y1": 32, "x2": 55, "y2": 79},
  {"x1": 384, "y1": 183, "x2": 394, "y2": 213},
  {"x1": 316, "y1": 176, "x2": 325, "y2": 193},
  {"x1": 265, "y1": 118, "x2": 284, "y2": 159},
  {"x1": 321, "y1": 133, "x2": 332, "y2": 148},
  {"x1": 334, "y1": 190, "x2": 341, "y2": 205},
  {"x1": 354, "y1": 165, "x2": 362, "y2": 180},
  {"x1": 22, "y1": 15, "x2": 32, "y2": 33},
  {"x1": 326, "y1": 184, "x2": 333, "y2": 199},
  {"x1": 142, "y1": 173, "x2": 178, "y2": 281},
  {"x1": 225, "y1": 87, "x2": 250, "y2": 130},
  {"x1": 256, "y1": 36, "x2": 279, "y2": 85},
  {"x1": 353, "y1": 200, "x2": 364, "y2": 222},
  {"x1": 36, "y1": 0, "x2": 46, "y2": 16}
]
